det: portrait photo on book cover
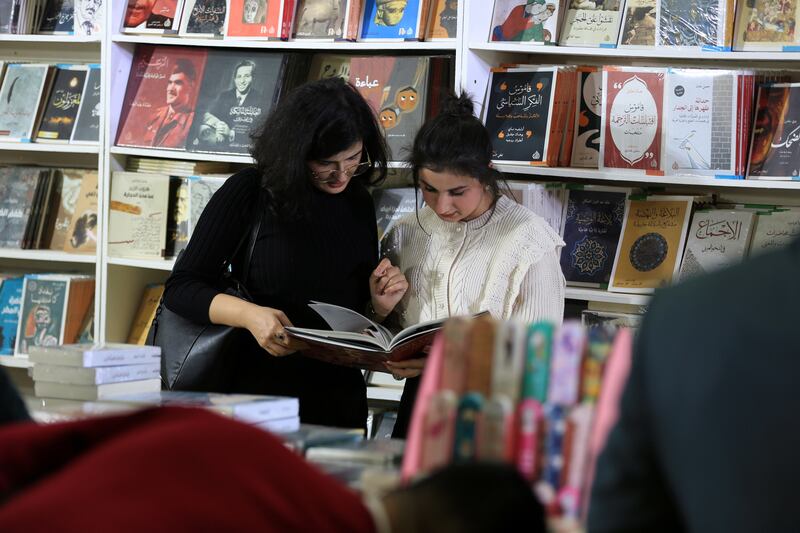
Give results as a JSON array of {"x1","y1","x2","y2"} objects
[{"x1": 187, "y1": 52, "x2": 282, "y2": 154}]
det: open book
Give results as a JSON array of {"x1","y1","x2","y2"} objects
[{"x1": 286, "y1": 302, "x2": 486, "y2": 372}]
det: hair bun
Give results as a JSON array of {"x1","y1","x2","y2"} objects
[{"x1": 442, "y1": 93, "x2": 476, "y2": 119}]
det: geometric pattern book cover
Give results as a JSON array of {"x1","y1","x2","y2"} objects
[
  {"x1": 116, "y1": 45, "x2": 208, "y2": 150},
  {"x1": 609, "y1": 195, "x2": 694, "y2": 293},
  {"x1": 602, "y1": 67, "x2": 665, "y2": 172},
  {"x1": 560, "y1": 187, "x2": 627, "y2": 287},
  {"x1": 484, "y1": 68, "x2": 556, "y2": 164},
  {"x1": 665, "y1": 69, "x2": 736, "y2": 177},
  {"x1": 747, "y1": 83, "x2": 800, "y2": 180}
]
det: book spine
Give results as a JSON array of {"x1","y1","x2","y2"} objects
[
  {"x1": 547, "y1": 321, "x2": 586, "y2": 405},
  {"x1": 522, "y1": 322, "x2": 554, "y2": 402},
  {"x1": 229, "y1": 399, "x2": 300, "y2": 423},
  {"x1": 513, "y1": 398, "x2": 542, "y2": 481},
  {"x1": 452, "y1": 392, "x2": 483, "y2": 462}
]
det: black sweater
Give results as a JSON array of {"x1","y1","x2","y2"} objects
[{"x1": 164, "y1": 168, "x2": 378, "y2": 429}]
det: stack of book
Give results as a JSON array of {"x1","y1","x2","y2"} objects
[
  {"x1": 111, "y1": 391, "x2": 301, "y2": 434},
  {"x1": 29, "y1": 343, "x2": 162, "y2": 401}
]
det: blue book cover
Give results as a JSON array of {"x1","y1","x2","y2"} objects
[
  {"x1": 0, "y1": 277, "x2": 23, "y2": 356},
  {"x1": 360, "y1": 0, "x2": 423, "y2": 40},
  {"x1": 560, "y1": 188, "x2": 627, "y2": 287}
]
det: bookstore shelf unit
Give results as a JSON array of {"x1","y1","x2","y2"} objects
[{"x1": 0, "y1": 34, "x2": 104, "y2": 350}]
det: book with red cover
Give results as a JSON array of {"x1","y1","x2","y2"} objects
[
  {"x1": 116, "y1": 45, "x2": 207, "y2": 150},
  {"x1": 226, "y1": 0, "x2": 296, "y2": 39}
]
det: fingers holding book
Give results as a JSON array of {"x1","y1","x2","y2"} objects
[{"x1": 370, "y1": 258, "x2": 409, "y2": 320}]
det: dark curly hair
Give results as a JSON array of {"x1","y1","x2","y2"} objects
[{"x1": 250, "y1": 77, "x2": 388, "y2": 219}]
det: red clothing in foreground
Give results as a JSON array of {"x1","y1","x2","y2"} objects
[{"x1": 0, "y1": 407, "x2": 376, "y2": 533}]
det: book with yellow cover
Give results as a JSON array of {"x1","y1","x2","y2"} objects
[
  {"x1": 608, "y1": 195, "x2": 693, "y2": 293},
  {"x1": 127, "y1": 284, "x2": 165, "y2": 345}
]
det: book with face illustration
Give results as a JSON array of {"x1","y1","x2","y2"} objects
[
  {"x1": 747, "y1": 83, "x2": 800, "y2": 180},
  {"x1": 36, "y1": 65, "x2": 88, "y2": 143},
  {"x1": 617, "y1": 0, "x2": 656, "y2": 47},
  {"x1": 426, "y1": 0, "x2": 458, "y2": 40},
  {"x1": 678, "y1": 209, "x2": 755, "y2": 281},
  {"x1": 559, "y1": 0, "x2": 623, "y2": 47},
  {"x1": 74, "y1": 0, "x2": 104, "y2": 36},
  {"x1": 490, "y1": 0, "x2": 561, "y2": 44},
  {"x1": 733, "y1": 0, "x2": 800, "y2": 51},
  {"x1": 179, "y1": 0, "x2": 228, "y2": 37},
  {"x1": 226, "y1": 0, "x2": 296, "y2": 39},
  {"x1": 122, "y1": 0, "x2": 186, "y2": 34},
  {"x1": 63, "y1": 170, "x2": 98, "y2": 254},
  {"x1": 15, "y1": 275, "x2": 70, "y2": 356},
  {"x1": 360, "y1": 0, "x2": 425, "y2": 41}
]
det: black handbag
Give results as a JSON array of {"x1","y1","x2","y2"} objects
[{"x1": 147, "y1": 212, "x2": 262, "y2": 392}]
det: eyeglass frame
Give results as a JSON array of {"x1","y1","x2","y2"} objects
[{"x1": 309, "y1": 152, "x2": 372, "y2": 184}]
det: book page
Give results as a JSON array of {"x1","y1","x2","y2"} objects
[{"x1": 309, "y1": 301, "x2": 392, "y2": 344}]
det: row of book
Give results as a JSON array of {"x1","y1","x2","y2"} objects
[
  {"x1": 485, "y1": 65, "x2": 800, "y2": 181},
  {"x1": 0, "y1": 166, "x2": 97, "y2": 254},
  {"x1": 115, "y1": 44, "x2": 453, "y2": 160},
  {"x1": 0, "y1": 0, "x2": 102, "y2": 36},
  {"x1": 0, "y1": 273, "x2": 94, "y2": 357},
  {"x1": 122, "y1": 0, "x2": 456, "y2": 41},
  {"x1": 490, "y1": 0, "x2": 800, "y2": 52},
  {"x1": 403, "y1": 315, "x2": 624, "y2": 522},
  {"x1": 374, "y1": 182, "x2": 800, "y2": 295},
  {"x1": 0, "y1": 62, "x2": 101, "y2": 144}
]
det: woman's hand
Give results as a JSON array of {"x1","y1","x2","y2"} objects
[
  {"x1": 370, "y1": 258, "x2": 408, "y2": 320},
  {"x1": 244, "y1": 306, "x2": 307, "y2": 357},
  {"x1": 384, "y1": 357, "x2": 426, "y2": 380}
]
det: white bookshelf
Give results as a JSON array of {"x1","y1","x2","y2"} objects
[
  {"x1": 0, "y1": 142, "x2": 100, "y2": 154},
  {"x1": 0, "y1": 249, "x2": 97, "y2": 263},
  {"x1": 0, "y1": 357, "x2": 32, "y2": 369},
  {"x1": 107, "y1": 257, "x2": 176, "y2": 271},
  {"x1": 565, "y1": 287, "x2": 650, "y2": 306}
]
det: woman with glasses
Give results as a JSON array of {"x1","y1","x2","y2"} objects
[
  {"x1": 164, "y1": 78, "x2": 408, "y2": 430},
  {"x1": 379, "y1": 93, "x2": 566, "y2": 437}
]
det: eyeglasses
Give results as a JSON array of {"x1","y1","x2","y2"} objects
[{"x1": 310, "y1": 153, "x2": 372, "y2": 184}]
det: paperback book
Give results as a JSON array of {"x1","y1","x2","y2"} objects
[
  {"x1": 36, "y1": 65, "x2": 88, "y2": 143},
  {"x1": 747, "y1": 83, "x2": 800, "y2": 180},
  {"x1": 570, "y1": 67, "x2": 602, "y2": 168},
  {"x1": 559, "y1": 0, "x2": 623, "y2": 47},
  {"x1": 179, "y1": 0, "x2": 227, "y2": 37},
  {"x1": 28, "y1": 342, "x2": 161, "y2": 366},
  {"x1": 360, "y1": 0, "x2": 425, "y2": 40},
  {"x1": 617, "y1": 0, "x2": 656, "y2": 47},
  {"x1": 71, "y1": 64, "x2": 101, "y2": 144},
  {"x1": 293, "y1": 0, "x2": 348, "y2": 40},
  {"x1": 107, "y1": 171, "x2": 170, "y2": 259},
  {"x1": 0, "y1": 63, "x2": 52, "y2": 143},
  {"x1": 678, "y1": 209, "x2": 755, "y2": 280},
  {"x1": 489, "y1": 0, "x2": 561, "y2": 44}
]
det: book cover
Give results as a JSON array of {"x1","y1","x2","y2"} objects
[
  {"x1": 350, "y1": 55, "x2": 429, "y2": 160},
  {"x1": 127, "y1": 283, "x2": 164, "y2": 345},
  {"x1": 165, "y1": 176, "x2": 189, "y2": 257},
  {"x1": 425, "y1": 0, "x2": 457, "y2": 39},
  {"x1": 0, "y1": 167, "x2": 41, "y2": 249},
  {"x1": 373, "y1": 187, "x2": 420, "y2": 241},
  {"x1": 489, "y1": 0, "x2": 560, "y2": 44},
  {"x1": 188, "y1": 175, "x2": 225, "y2": 232},
  {"x1": 293, "y1": 0, "x2": 348, "y2": 39},
  {"x1": 601, "y1": 67, "x2": 665, "y2": 172},
  {"x1": 664, "y1": 69, "x2": 737, "y2": 177},
  {"x1": 71, "y1": 65, "x2": 101, "y2": 144},
  {"x1": 360, "y1": 0, "x2": 424, "y2": 40},
  {"x1": 0, "y1": 0, "x2": 14, "y2": 33},
  {"x1": 116, "y1": 45, "x2": 207, "y2": 150},
  {"x1": 112, "y1": 391, "x2": 300, "y2": 422},
  {"x1": 186, "y1": 50, "x2": 285, "y2": 155},
  {"x1": 75, "y1": 0, "x2": 103, "y2": 36},
  {"x1": 28, "y1": 342, "x2": 161, "y2": 367},
  {"x1": 123, "y1": 0, "x2": 184, "y2": 33},
  {"x1": 581, "y1": 309, "x2": 642, "y2": 329},
  {"x1": 62, "y1": 170, "x2": 98, "y2": 254},
  {"x1": 0, "y1": 64, "x2": 51, "y2": 142},
  {"x1": 34, "y1": 379, "x2": 162, "y2": 401},
  {"x1": 63, "y1": 277, "x2": 95, "y2": 345},
  {"x1": 39, "y1": 0, "x2": 74, "y2": 34},
  {"x1": 308, "y1": 54, "x2": 351, "y2": 81},
  {"x1": 0, "y1": 277, "x2": 22, "y2": 356},
  {"x1": 559, "y1": 0, "x2": 623, "y2": 47},
  {"x1": 571, "y1": 68, "x2": 602, "y2": 168},
  {"x1": 33, "y1": 362, "x2": 161, "y2": 385},
  {"x1": 226, "y1": 0, "x2": 292, "y2": 39},
  {"x1": 179, "y1": 0, "x2": 227, "y2": 36},
  {"x1": 36, "y1": 65, "x2": 88, "y2": 142},
  {"x1": 560, "y1": 187, "x2": 627, "y2": 287},
  {"x1": 608, "y1": 195, "x2": 694, "y2": 293},
  {"x1": 747, "y1": 83, "x2": 800, "y2": 180},
  {"x1": 734, "y1": 0, "x2": 799, "y2": 50},
  {"x1": 108, "y1": 171, "x2": 170, "y2": 259},
  {"x1": 617, "y1": 0, "x2": 656, "y2": 46},
  {"x1": 678, "y1": 209, "x2": 755, "y2": 280},
  {"x1": 15, "y1": 275, "x2": 70, "y2": 356},
  {"x1": 748, "y1": 209, "x2": 800, "y2": 256},
  {"x1": 484, "y1": 68, "x2": 557, "y2": 164},
  {"x1": 657, "y1": 0, "x2": 730, "y2": 48}
]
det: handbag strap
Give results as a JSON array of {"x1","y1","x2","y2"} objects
[{"x1": 223, "y1": 191, "x2": 264, "y2": 289}]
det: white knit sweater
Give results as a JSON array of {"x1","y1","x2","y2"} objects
[{"x1": 382, "y1": 195, "x2": 566, "y2": 329}]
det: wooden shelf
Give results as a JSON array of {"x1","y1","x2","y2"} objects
[
  {"x1": 107, "y1": 257, "x2": 176, "y2": 271},
  {"x1": 470, "y1": 42, "x2": 800, "y2": 61},
  {"x1": 112, "y1": 34, "x2": 456, "y2": 51},
  {"x1": 566, "y1": 287, "x2": 650, "y2": 306},
  {"x1": 0, "y1": 249, "x2": 97, "y2": 263},
  {"x1": 0, "y1": 142, "x2": 99, "y2": 154},
  {"x1": 495, "y1": 164, "x2": 800, "y2": 191},
  {"x1": 0, "y1": 357, "x2": 32, "y2": 369}
]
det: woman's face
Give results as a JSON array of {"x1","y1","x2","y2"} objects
[
  {"x1": 308, "y1": 141, "x2": 364, "y2": 195},
  {"x1": 419, "y1": 168, "x2": 494, "y2": 223}
]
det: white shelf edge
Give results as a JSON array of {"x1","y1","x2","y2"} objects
[
  {"x1": 112, "y1": 34, "x2": 456, "y2": 51},
  {"x1": 565, "y1": 287, "x2": 650, "y2": 306},
  {"x1": 0, "y1": 34, "x2": 101, "y2": 43},
  {"x1": 107, "y1": 256, "x2": 176, "y2": 271},
  {"x1": 495, "y1": 164, "x2": 800, "y2": 191},
  {"x1": 0, "y1": 249, "x2": 97, "y2": 263},
  {"x1": 110, "y1": 146, "x2": 253, "y2": 164},
  {"x1": 469, "y1": 42, "x2": 800, "y2": 61},
  {"x1": 0, "y1": 357, "x2": 32, "y2": 369},
  {"x1": 367, "y1": 386, "x2": 403, "y2": 402},
  {"x1": 0, "y1": 142, "x2": 100, "y2": 154}
]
